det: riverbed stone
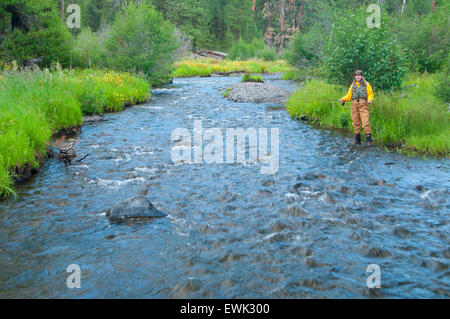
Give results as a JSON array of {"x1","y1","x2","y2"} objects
[
  {"x1": 366, "y1": 247, "x2": 392, "y2": 258},
  {"x1": 106, "y1": 196, "x2": 166, "y2": 221},
  {"x1": 225, "y1": 82, "x2": 290, "y2": 103},
  {"x1": 83, "y1": 115, "x2": 107, "y2": 123}
]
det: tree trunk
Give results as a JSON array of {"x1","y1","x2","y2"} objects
[
  {"x1": 280, "y1": 0, "x2": 285, "y2": 49},
  {"x1": 60, "y1": 0, "x2": 64, "y2": 20},
  {"x1": 401, "y1": 0, "x2": 406, "y2": 15},
  {"x1": 431, "y1": 0, "x2": 436, "y2": 12},
  {"x1": 296, "y1": 1, "x2": 304, "y2": 32}
]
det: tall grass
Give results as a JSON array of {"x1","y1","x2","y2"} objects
[
  {"x1": 173, "y1": 58, "x2": 293, "y2": 78},
  {"x1": 242, "y1": 73, "x2": 264, "y2": 83},
  {"x1": 287, "y1": 73, "x2": 449, "y2": 156},
  {"x1": 0, "y1": 67, "x2": 151, "y2": 197},
  {"x1": 227, "y1": 38, "x2": 278, "y2": 61}
]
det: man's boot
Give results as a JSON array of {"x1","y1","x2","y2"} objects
[
  {"x1": 366, "y1": 134, "x2": 372, "y2": 146},
  {"x1": 354, "y1": 134, "x2": 361, "y2": 145}
]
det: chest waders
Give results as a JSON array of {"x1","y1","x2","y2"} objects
[{"x1": 350, "y1": 82, "x2": 372, "y2": 146}]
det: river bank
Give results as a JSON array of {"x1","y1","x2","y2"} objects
[
  {"x1": 0, "y1": 67, "x2": 151, "y2": 198},
  {"x1": 173, "y1": 58, "x2": 294, "y2": 78},
  {"x1": 286, "y1": 73, "x2": 449, "y2": 157}
]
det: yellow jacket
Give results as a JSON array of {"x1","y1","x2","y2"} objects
[{"x1": 341, "y1": 81, "x2": 374, "y2": 102}]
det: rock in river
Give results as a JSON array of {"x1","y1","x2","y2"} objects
[
  {"x1": 225, "y1": 82, "x2": 290, "y2": 103},
  {"x1": 106, "y1": 196, "x2": 166, "y2": 222}
]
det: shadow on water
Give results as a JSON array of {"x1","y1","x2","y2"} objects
[{"x1": 0, "y1": 74, "x2": 449, "y2": 298}]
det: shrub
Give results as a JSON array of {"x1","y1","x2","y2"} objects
[
  {"x1": 72, "y1": 28, "x2": 107, "y2": 69},
  {"x1": 242, "y1": 73, "x2": 264, "y2": 83},
  {"x1": 105, "y1": 2, "x2": 178, "y2": 85},
  {"x1": 227, "y1": 38, "x2": 277, "y2": 61},
  {"x1": 284, "y1": 26, "x2": 326, "y2": 69},
  {"x1": 433, "y1": 53, "x2": 450, "y2": 103},
  {"x1": 0, "y1": 0, "x2": 73, "y2": 67},
  {"x1": 322, "y1": 8, "x2": 407, "y2": 91}
]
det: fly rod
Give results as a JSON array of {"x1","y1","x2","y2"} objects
[{"x1": 261, "y1": 98, "x2": 346, "y2": 105}]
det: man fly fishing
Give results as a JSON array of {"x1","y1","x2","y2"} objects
[{"x1": 339, "y1": 70, "x2": 374, "y2": 146}]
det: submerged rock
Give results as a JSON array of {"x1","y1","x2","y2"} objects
[
  {"x1": 106, "y1": 196, "x2": 166, "y2": 222},
  {"x1": 366, "y1": 247, "x2": 392, "y2": 258},
  {"x1": 225, "y1": 82, "x2": 289, "y2": 103},
  {"x1": 83, "y1": 115, "x2": 107, "y2": 123}
]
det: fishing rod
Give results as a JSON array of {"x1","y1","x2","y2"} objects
[
  {"x1": 260, "y1": 98, "x2": 346, "y2": 105},
  {"x1": 287, "y1": 98, "x2": 345, "y2": 104}
]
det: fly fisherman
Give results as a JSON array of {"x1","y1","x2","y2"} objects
[{"x1": 339, "y1": 70, "x2": 375, "y2": 146}]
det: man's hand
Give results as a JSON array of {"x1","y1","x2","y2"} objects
[
  {"x1": 368, "y1": 100, "x2": 372, "y2": 105},
  {"x1": 339, "y1": 99, "x2": 345, "y2": 105}
]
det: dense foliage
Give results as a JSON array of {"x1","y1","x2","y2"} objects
[
  {"x1": 104, "y1": 3, "x2": 178, "y2": 84},
  {"x1": 322, "y1": 9, "x2": 408, "y2": 91},
  {"x1": 0, "y1": 0, "x2": 73, "y2": 66}
]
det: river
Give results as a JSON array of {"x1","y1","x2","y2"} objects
[{"x1": 0, "y1": 74, "x2": 448, "y2": 298}]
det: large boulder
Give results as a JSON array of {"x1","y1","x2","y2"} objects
[
  {"x1": 225, "y1": 82, "x2": 290, "y2": 103},
  {"x1": 106, "y1": 196, "x2": 166, "y2": 222}
]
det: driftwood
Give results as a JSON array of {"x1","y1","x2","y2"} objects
[
  {"x1": 54, "y1": 136, "x2": 89, "y2": 166},
  {"x1": 23, "y1": 56, "x2": 43, "y2": 69},
  {"x1": 58, "y1": 139, "x2": 77, "y2": 165},
  {"x1": 195, "y1": 49, "x2": 227, "y2": 59}
]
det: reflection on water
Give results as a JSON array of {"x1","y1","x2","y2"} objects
[{"x1": 0, "y1": 74, "x2": 449, "y2": 298}]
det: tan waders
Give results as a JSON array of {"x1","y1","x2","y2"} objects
[{"x1": 350, "y1": 99, "x2": 372, "y2": 146}]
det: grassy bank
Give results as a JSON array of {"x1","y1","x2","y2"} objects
[
  {"x1": 0, "y1": 67, "x2": 151, "y2": 198},
  {"x1": 172, "y1": 58, "x2": 294, "y2": 78},
  {"x1": 286, "y1": 73, "x2": 449, "y2": 156}
]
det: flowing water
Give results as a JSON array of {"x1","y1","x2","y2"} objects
[{"x1": 0, "y1": 74, "x2": 449, "y2": 298}]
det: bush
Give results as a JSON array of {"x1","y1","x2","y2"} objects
[
  {"x1": 227, "y1": 38, "x2": 277, "y2": 61},
  {"x1": 433, "y1": 53, "x2": 450, "y2": 103},
  {"x1": 105, "y1": 2, "x2": 178, "y2": 85},
  {"x1": 322, "y1": 8, "x2": 407, "y2": 91},
  {"x1": 0, "y1": 0, "x2": 73, "y2": 67},
  {"x1": 284, "y1": 26, "x2": 326, "y2": 69},
  {"x1": 388, "y1": 4, "x2": 449, "y2": 73},
  {"x1": 242, "y1": 73, "x2": 264, "y2": 83},
  {"x1": 72, "y1": 28, "x2": 107, "y2": 69}
]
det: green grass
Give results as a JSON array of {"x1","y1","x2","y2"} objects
[
  {"x1": 242, "y1": 73, "x2": 264, "y2": 83},
  {"x1": 172, "y1": 58, "x2": 293, "y2": 78},
  {"x1": 286, "y1": 73, "x2": 449, "y2": 156},
  {"x1": 0, "y1": 67, "x2": 151, "y2": 198}
]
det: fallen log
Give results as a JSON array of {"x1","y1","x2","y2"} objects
[{"x1": 195, "y1": 49, "x2": 227, "y2": 59}]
